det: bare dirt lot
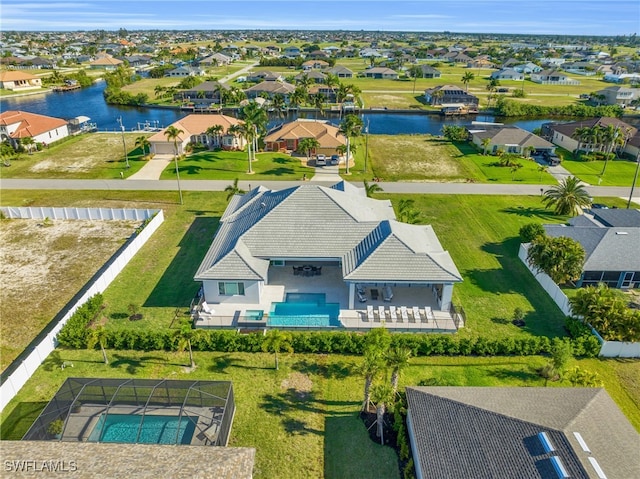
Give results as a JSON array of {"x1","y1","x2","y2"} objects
[{"x1": 0, "y1": 218, "x2": 136, "y2": 370}]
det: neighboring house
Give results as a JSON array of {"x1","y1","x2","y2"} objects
[
  {"x1": 469, "y1": 125, "x2": 555, "y2": 155},
  {"x1": 178, "y1": 80, "x2": 231, "y2": 105},
  {"x1": 89, "y1": 55, "x2": 123, "y2": 70},
  {"x1": 443, "y1": 51, "x2": 473, "y2": 63},
  {"x1": 513, "y1": 62, "x2": 543, "y2": 73},
  {"x1": 198, "y1": 52, "x2": 232, "y2": 67},
  {"x1": 542, "y1": 117, "x2": 637, "y2": 154},
  {"x1": 0, "y1": 71, "x2": 42, "y2": 91},
  {"x1": 604, "y1": 72, "x2": 640, "y2": 84},
  {"x1": 295, "y1": 70, "x2": 327, "y2": 84},
  {"x1": 466, "y1": 58, "x2": 495, "y2": 69},
  {"x1": 166, "y1": 66, "x2": 205, "y2": 77},
  {"x1": 308, "y1": 84, "x2": 337, "y2": 103},
  {"x1": 244, "y1": 80, "x2": 295, "y2": 100},
  {"x1": 326, "y1": 65, "x2": 353, "y2": 78},
  {"x1": 424, "y1": 85, "x2": 479, "y2": 106},
  {"x1": 543, "y1": 209, "x2": 640, "y2": 289},
  {"x1": 194, "y1": 182, "x2": 462, "y2": 321},
  {"x1": 406, "y1": 387, "x2": 640, "y2": 479},
  {"x1": 363, "y1": 67, "x2": 398, "y2": 79},
  {"x1": 530, "y1": 69, "x2": 580, "y2": 85},
  {"x1": 246, "y1": 70, "x2": 283, "y2": 82},
  {"x1": 594, "y1": 86, "x2": 640, "y2": 106},
  {"x1": 124, "y1": 55, "x2": 152, "y2": 67},
  {"x1": 415, "y1": 65, "x2": 441, "y2": 79},
  {"x1": 283, "y1": 46, "x2": 301, "y2": 58},
  {"x1": 301, "y1": 60, "x2": 329, "y2": 70},
  {"x1": 0, "y1": 110, "x2": 69, "y2": 148},
  {"x1": 490, "y1": 68, "x2": 524, "y2": 81},
  {"x1": 148, "y1": 114, "x2": 246, "y2": 155},
  {"x1": 563, "y1": 61, "x2": 597, "y2": 76},
  {"x1": 264, "y1": 119, "x2": 345, "y2": 155}
]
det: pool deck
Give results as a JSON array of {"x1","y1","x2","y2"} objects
[{"x1": 194, "y1": 265, "x2": 461, "y2": 333}]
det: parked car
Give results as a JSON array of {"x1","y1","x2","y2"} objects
[
  {"x1": 543, "y1": 151, "x2": 561, "y2": 166},
  {"x1": 315, "y1": 154, "x2": 326, "y2": 166},
  {"x1": 497, "y1": 87, "x2": 509, "y2": 93},
  {"x1": 330, "y1": 154, "x2": 340, "y2": 165}
]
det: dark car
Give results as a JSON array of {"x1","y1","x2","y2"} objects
[
  {"x1": 330, "y1": 154, "x2": 340, "y2": 165},
  {"x1": 543, "y1": 151, "x2": 561, "y2": 166}
]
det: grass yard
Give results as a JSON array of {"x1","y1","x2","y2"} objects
[
  {"x1": 341, "y1": 135, "x2": 557, "y2": 184},
  {"x1": 1, "y1": 350, "x2": 637, "y2": 479},
  {"x1": 0, "y1": 133, "x2": 150, "y2": 179},
  {"x1": 560, "y1": 155, "x2": 640, "y2": 187},
  {"x1": 160, "y1": 150, "x2": 314, "y2": 181}
]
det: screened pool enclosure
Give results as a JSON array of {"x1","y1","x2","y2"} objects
[{"x1": 24, "y1": 378, "x2": 235, "y2": 447}]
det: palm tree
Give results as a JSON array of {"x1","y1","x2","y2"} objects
[
  {"x1": 154, "y1": 85, "x2": 166, "y2": 98},
  {"x1": 242, "y1": 101, "x2": 268, "y2": 162},
  {"x1": 363, "y1": 179, "x2": 383, "y2": 197},
  {"x1": 298, "y1": 137, "x2": 320, "y2": 163},
  {"x1": 290, "y1": 85, "x2": 308, "y2": 108},
  {"x1": 87, "y1": 325, "x2": 109, "y2": 364},
  {"x1": 431, "y1": 89, "x2": 444, "y2": 105},
  {"x1": 135, "y1": 135, "x2": 150, "y2": 157},
  {"x1": 206, "y1": 124, "x2": 224, "y2": 149},
  {"x1": 174, "y1": 320, "x2": 196, "y2": 368},
  {"x1": 481, "y1": 138, "x2": 491, "y2": 155},
  {"x1": 271, "y1": 93, "x2": 286, "y2": 118},
  {"x1": 224, "y1": 178, "x2": 246, "y2": 200},
  {"x1": 543, "y1": 176, "x2": 592, "y2": 216},
  {"x1": 339, "y1": 114, "x2": 364, "y2": 175},
  {"x1": 163, "y1": 125, "x2": 184, "y2": 205},
  {"x1": 359, "y1": 350, "x2": 384, "y2": 412},
  {"x1": 262, "y1": 329, "x2": 293, "y2": 370},
  {"x1": 21, "y1": 137, "x2": 35, "y2": 155},
  {"x1": 537, "y1": 164, "x2": 549, "y2": 181},
  {"x1": 386, "y1": 346, "x2": 412, "y2": 395},
  {"x1": 228, "y1": 123, "x2": 252, "y2": 173},
  {"x1": 312, "y1": 92, "x2": 325, "y2": 116},
  {"x1": 370, "y1": 382, "x2": 394, "y2": 444},
  {"x1": 461, "y1": 71, "x2": 475, "y2": 92}
]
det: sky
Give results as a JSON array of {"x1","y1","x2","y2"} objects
[{"x1": 0, "y1": 0, "x2": 638, "y2": 36}]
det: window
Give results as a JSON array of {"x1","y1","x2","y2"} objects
[{"x1": 218, "y1": 282, "x2": 245, "y2": 296}]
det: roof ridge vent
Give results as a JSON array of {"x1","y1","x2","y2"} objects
[
  {"x1": 538, "y1": 431, "x2": 555, "y2": 453},
  {"x1": 587, "y1": 457, "x2": 608, "y2": 479},
  {"x1": 615, "y1": 231, "x2": 627, "y2": 235}
]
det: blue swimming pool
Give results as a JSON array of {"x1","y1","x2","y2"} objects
[
  {"x1": 88, "y1": 414, "x2": 197, "y2": 445},
  {"x1": 268, "y1": 293, "x2": 341, "y2": 327}
]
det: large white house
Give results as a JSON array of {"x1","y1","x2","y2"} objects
[
  {"x1": 193, "y1": 182, "x2": 463, "y2": 331},
  {"x1": 0, "y1": 110, "x2": 69, "y2": 148}
]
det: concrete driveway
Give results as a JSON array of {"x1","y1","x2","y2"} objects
[{"x1": 127, "y1": 155, "x2": 173, "y2": 180}]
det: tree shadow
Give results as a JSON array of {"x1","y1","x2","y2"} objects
[
  {"x1": 291, "y1": 358, "x2": 354, "y2": 379},
  {"x1": 487, "y1": 366, "x2": 541, "y2": 383},
  {"x1": 180, "y1": 165, "x2": 203, "y2": 175},
  {"x1": 0, "y1": 401, "x2": 49, "y2": 440},
  {"x1": 207, "y1": 354, "x2": 246, "y2": 374},
  {"x1": 261, "y1": 167, "x2": 295, "y2": 176},
  {"x1": 110, "y1": 312, "x2": 129, "y2": 320},
  {"x1": 108, "y1": 354, "x2": 167, "y2": 374},
  {"x1": 501, "y1": 206, "x2": 557, "y2": 221},
  {"x1": 144, "y1": 216, "x2": 220, "y2": 308}
]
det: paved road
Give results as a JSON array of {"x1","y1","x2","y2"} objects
[{"x1": 1, "y1": 178, "x2": 637, "y2": 203}]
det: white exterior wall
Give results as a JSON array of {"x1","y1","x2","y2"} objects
[
  {"x1": 32, "y1": 125, "x2": 69, "y2": 144},
  {"x1": 440, "y1": 284, "x2": 454, "y2": 311},
  {"x1": 552, "y1": 130, "x2": 580, "y2": 152},
  {"x1": 202, "y1": 279, "x2": 262, "y2": 305}
]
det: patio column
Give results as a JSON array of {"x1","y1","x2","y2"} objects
[
  {"x1": 348, "y1": 283, "x2": 355, "y2": 310},
  {"x1": 440, "y1": 284, "x2": 454, "y2": 311}
]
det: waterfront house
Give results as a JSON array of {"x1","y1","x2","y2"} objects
[
  {"x1": 469, "y1": 125, "x2": 555, "y2": 156},
  {"x1": 0, "y1": 71, "x2": 42, "y2": 91},
  {"x1": 264, "y1": 119, "x2": 345, "y2": 155},
  {"x1": 193, "y1": 181, "x2": 462, "y2": 331},
  {"x1": 244, "y1": 80, "x2": 296, "y2": 100},
  {"x1": 0, "y1": 110, "x2": 69, "y2": 148},
  {"x1": 178, "y1": 80, "x2": 231, "y2": 106},
  {"x1": 148, "y1": 114, "x2": 246, "y2": 155},
  {"x1": 424, "y1": 85, "x2": 479, "y2": 107},
  {"x1": 542, "y1": 117, "x2": 637, "y2": 154}
]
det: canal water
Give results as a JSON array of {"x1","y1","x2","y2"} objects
[{"x1": 2, "y1": 81, "x2": 552, "y2": 134}]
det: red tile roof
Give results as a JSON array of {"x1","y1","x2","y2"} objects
[{"x1": 0, "y1": 110, "x2": 67, "y2": 139}]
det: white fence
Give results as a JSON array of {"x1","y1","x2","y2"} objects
[
  {"x1": 518, "y1": 243, "x2": 640, "y2": 358},
  {"x1": 1, "y1": 206, "x2": 157, "y2": 221},
  {"x1": 0, "y1": 208, "x2": 164, "y2": 412}
]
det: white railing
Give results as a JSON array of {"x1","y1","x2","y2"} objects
[
  {"x1": 1, "y1": 206, "x2": 158, "y2": 221},
  {"x1": 518, "y1": 243, "x2": 640, "y2": 358},
  {"x1": 0, "y1": 208, "x2": 164, "y2": 412}
]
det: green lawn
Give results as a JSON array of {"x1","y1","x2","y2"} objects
[
  {"x1": 0, "y1": 133, "x2": 149, "y2": 179},
  {"x1": 1, "y1": 350, "x2": 637, "y2": 479},
  {"x1": 560, "y1": 155, "x2": 640, "y2": 187},
  {"x1": 160, "y1": 150, "x2": 314, "y2": 181},
  {"x1": 341, "y1": 135, "x2": 557, "y2": 184}
]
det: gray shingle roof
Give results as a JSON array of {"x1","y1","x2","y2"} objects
[
  {"x1": 195, "y1": 184, "x2": 460, "y2": 285},
  {"x1": 471, "y1": 126, "x2": 554, "y2": 148},
  {"x1": 592, "y1": 208, "x2": 640, "y2": 227},
  {"x1": 406, "y1": 387, "x2": 640, "y2": 479},
  {"x1": 544, "y1": 224, "x2": 640, "y2": 271}
]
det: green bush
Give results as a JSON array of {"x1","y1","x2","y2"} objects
[
  {"x1": 519, "y1": 222, "x2": 546, "y2": 243},
  {"x1": 56, "y1": 294, "x2": 104, "y2": 348}
]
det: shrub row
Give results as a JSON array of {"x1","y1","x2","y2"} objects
[
  {"x1": 56, "y1": 294, "x2": 104, "y2": 348},
  {"x1": 494, "y1": 97, "x2": 623, "y2": 118},
  {"x1": 70, "y1": 326, "x2": 601, "y2": 358}
]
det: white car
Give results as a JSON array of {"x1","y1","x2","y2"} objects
[{"x1": 315, "y1": 154, "x2": 326, "y2": 166}]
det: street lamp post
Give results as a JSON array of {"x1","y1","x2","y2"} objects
[
  {"x1": 117, "y1": 117, "x2": 129, "y2": 169},
  {"x1": 628, "y1": 151, "x2": 640, "y2": 209}
]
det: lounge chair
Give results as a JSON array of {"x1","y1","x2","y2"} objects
[
  {"x1": 201, "y1": 302, "x2": 213, "y2": 314},
  {"x1": 357, "y1": 290, "x2": 367, "y2": 303},
  {"x1": 378, "y1": 305, "x2": 386, "y2": 321},
  {"x1": 425, "y1": 306, "x2": 435, "y2": 321},
  {"x1": 367, "y1": 305, "x2": 374, "y2": 321},
  {"x1": 412, "y1": 306, "x2": 422, "y2": 322},
  {"x1": 389, "y1": 306, "x2": 397, "y2": 321},
  {"x1": 400, "y1": 306, "x2": 409, "y2": 322},
  {"x1": 356, "y1": 284, "x2": 366, "y2": 294},
  {"x1": 382, "y1": 286, "x2": 393, "y2": 302}
]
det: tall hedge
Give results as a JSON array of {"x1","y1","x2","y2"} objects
[{"x1": 56, "y1": 294, "x2": 104, "y2": 348}]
